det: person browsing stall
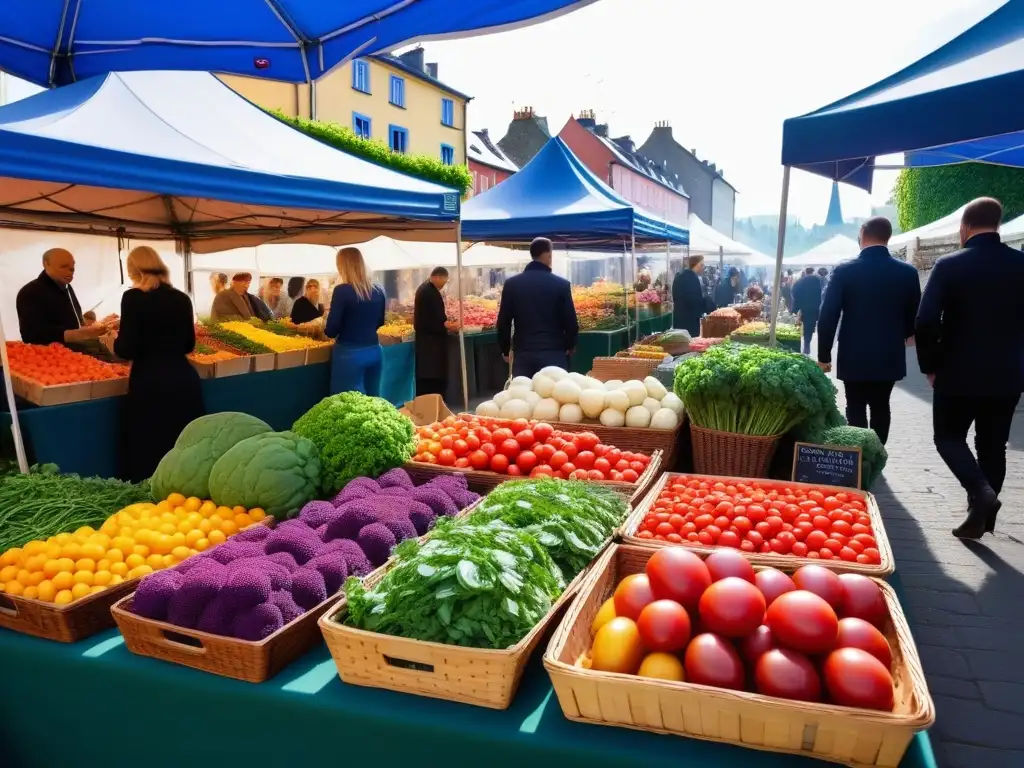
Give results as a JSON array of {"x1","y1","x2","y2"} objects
[
  {"x1": 413, "y1": 266, "x2": 450, "y2": 397},
  {"x1": 16, "y1": 248, "x2": 109, "y2": 347},
  {"x1": 816, "y1": 217, "x2": 920, "y2": 445},
  {"x1": 100, "y1": 246, "x2": 204, "y2": 483},
  {"x1": 290, "y1": 279, "x2": 325, "y2": 324},
  {"x1": 916, "y1": 197, "x2": 1024, "y2": 539},
  {"x1": 276, "y1": 277, "x2": 304, "y2": 320},
  {"x1": 496, "y1": 237, "x2": 579, "y2": 378},
  {"x1": 325, "y1": 247, "x2": 387, "y2": 395},
  {"x1": 210, "y1": 273, "x2": 255, "y2": 321},
  {"x1": 672, "y1": 255, "x2": 706, "y2": 337},
  {"x1": 791, "y1": 267, "x2": 823, "y2": 355}
]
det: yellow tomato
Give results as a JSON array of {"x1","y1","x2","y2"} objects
[
  {"x1": 54, "y1": 589, "x2": 74, "y2": 605},
  {"x1": 132, "y1": 544, "x2": 150, "y2": 558},
  {"x1": 591, "y1": 598, "x2": 617, "y2": 636},
  {"x1": 16, "y1": 570, "x2": 32, "y2": 586},
  {"x1": 22, "y1": 586, "x2": 39, "y2": 600},
  {"x1": 44, "y1": 543, "x2": 62, "y2": 559},
  {"x1": 36, "y1": 580, "x2": 57, "y2": 602},
  {"x1": 60, "y1": 543, "x2": 82, "y2": 561},
  {"x1": 4, "y1": 580, "x2": 24, "y2": 596},
  {"x1": 218, "y1": 520, "x2": 238, "y2": 537},
  {"x1": 41, "y1": 559, "x2": 62, "y2": 579},
  {"x1": 96, "y1": 558, "x2": 111, "y2": 572},
  {"x1": 198, "y1": 519, "x2": 213, "y2": 535},
  {"x1": 125, "y1": 553, "x2": 145, "y2": 569},
  {"x1": 89, "y1": 585, "x2": 107, "y2": 594},
  {"x1": 72, "y1": 570, "x2": 94, "y2": 586},
  {"x1": 127, "y1": 564, "x2": 153, "y2": 580},
  {"x1": 74, "y1": 526, "x2": 96, "y2": 538},
  {"x1": 208, "y1": 530, "x2": 226, "y2": 546},
  {"x1": 249, "y1": 508, "x2": 266, "y2": 522},
  {"x1": 194, "y1": 538, "x2": 210, "y2": 552},
  {"x1": 71, "y1": 583, "x2": 91, "y2": 599},
  {"x1": 109, "y1": 574, "x2": 125, "y2": 586},
  {"x1": 590, "y1": 617, "x2": 645, "y2": 675},
  {"x1": 75, "y1": 558, "x2": 96, "y2": 573},
  {"x1": 150, "y1": 536, "x2": 172, "y2": 556},
  {"x1": 0, "y1": 549, "x2": 22, "y2": 567},
  {"x1": 170, "y1": 532, "x2": 186, "y2": 547},
  {"x1": 171, "y1": 546, "x2": 192, "y2": 561},
  {"x1": 216, "y1": 506, "x2": 233, "y2": 519},
  {"x1": 166, "y1": 493, "x2": 186, "y2": 507},
  {"x1": 55, "y1": 557, "x2": 75, "y2": 573},
  {"x1": 80, "y1": 543, "x2": 105, "y2": 560},
  {"x1": 23, "y1": 554, "x2": 47, "y2": 572},
  {"x1": 146, "y1": 554, "x2": 165, "y2": 570},
  {"x1": 637, "y1": 652, "x2": 686, "y2": 681},
  {"x1": 93, "y1": 570, "x2": 112, "y2": 586},
  {"x1": 106, "y1": 548, "x2": 125, "y2": 564},
  {"x1": 184, "y1": 497, "x2": 202, "y2": 513},
  {"x1": 185, "y1": 530, "x2": 203, "y2": 547},
  {"x1": 25, "y1": 572, "x2": 45, "y2": 587},
  {"x1": 199, "y1": 501, "x2": 217, "y2": 517},
  {"x1": 23, "y1": 541, "x2": 46, "y2": 556},
  {"x1": 0, "y1": 565, "x2": 19, "y2": 582},
  {"x1": 110, "y1": 562, "x2": 129, "y2": 577},
  {"x1": 158, "y1": 522, "x2": 177, "y2": 536},
  {"x1": 234, "y1": 513, "x2": 253, "y2": 529},
  {"x1": 208, "y1": 514, "x2": 224, "y2": 528},
  {"x1": 52, "y1": 571, "x2": 74, "y2": 591}
]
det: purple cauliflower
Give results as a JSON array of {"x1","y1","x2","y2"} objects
[
  {"x1": 209, "y1": 540, "x2": 266, "y2": 565},
  {"x1": 132, "y1": 570, "x2": 184, "y2": 621},
  {"x1": 221, "y1": 566, "x2": 272, "y2": 612},
  {"x1": 332, "y1": 477, "x2": 380, "y2": 506},
  {"x1": 322, "y1": 502, "x2": 379, "y2": 542},
  {"x1": 357, "y1": 523, "x2": 396, "y2": 568},
  {"x1": 197, "y1": 593, "x2": 238, "y2": 636},
  {"x1": 409, "y1": 485, "x2": 459, "y2": 517},
  {"x1": 298, "y1": 500, "x2": 342, "y2": 528},
  {"x1": 376, "y1": 486, "x2": 411, "y2": 498},
  {"x1": 269, "y1": 589, "x2": 304, "y2": 623},
  {"x1": 431, "y1": 473, "x2": 468, "y2": 491},
  {"x1": 167, "y1": 562, "x2": 228, "y2": 629},
  {"x1": 229, "y1": 557, "x2": 292, "y2": 591},
  {"x1": 376, "y1": 468, "x2": 414, "y2": 490},
  {"x1": 378, "y1": 513, "x2": 417, "y2": 544},
  {"x1": 407, "y1": 505, "x2": 437, "y2": 536},
  {"x1": 291, "y1": 567, "x2": 328, "y2": 610},
  {"x1": 265, "y1": 551, "x2": 299, "y2": 572},
  {"x1": 232, "y1": 525, "x2": 271, "y2": 545},
  {"x1": 231, "y1": 602, "x2": 284, "y2": 641},
  {"x1": 264, "y1": 524, "x2": 323, "y2": 565},
  {"x1": 325, "y1": 539, "x2": 372, "y2": 577},
  {"x1": 307, "y1": 552, "x2": 349, "y2": 593}
]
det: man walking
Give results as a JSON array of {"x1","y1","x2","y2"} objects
[
  {"x1": 413, "y1": 266, "x2": 450, "y2": 397},
  {"x1": 817, "y1": 217, "x2": 920, "y2": 445},
  {"x1": 791, "y1": 267, "x2": 823, "y2": 355},
  {"x1": 917, "y1": 198, "x2": 1024, "y2": 538},
  {"x1": 497, "y1": 237, "x2": 579, "y2": 378}
]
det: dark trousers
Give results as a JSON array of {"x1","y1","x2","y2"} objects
[
  {"x1": 801, "y1": 315, "x2": 817, "y2": 355},
  {"x1": 512, "y1": 350, "x2": 570, "y2": 379},
  {"x1": 844, "y1": 380, "x2": 897, "y2": 445},
  {"x1": 416, "y1": 377, "x2": 447, "y2": 397},
  {"x1": 932, "y1": 391, "x2": 1020, "y2": 498}
]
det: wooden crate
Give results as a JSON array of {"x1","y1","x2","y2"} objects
[
  {"x1": 252, "y1": 353, "x2": 276, "y2": 373},
  {"x1": 275, "y1": 349, "x2": 306, "y2": 370},
  {"x1": 543, "y1": 545, "x2": 934, "y2": 767},
  {"x1": 214, "y1": 355, "x2": 253, "y2": 378},
  {"x1": 619, "y1": 473, "x2": 894, "y2": 577},
  {"x1": 589, "y1": 357, "x2": 663, "y2": 382},
  {"x1": 0, "y1": 577, "x2": 138, "y2": 642},
  {"x1": 11, "y1": 374, "x2": 92, "y2": 406},
  {"x1": 90, "y1": 377, "x2": 130, "y2": 400},
  {"x1": 305, "y1": 345, "x2": 332, "y2": 365}
]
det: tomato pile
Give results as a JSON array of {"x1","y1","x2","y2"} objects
[
  {"x1": 582, "y1": 549, "x2": 896, "y2": 711},
  {"x1": 6, "y1": 342, "x2": 129, "y2": 385},
  {"x1": 634, "y1": 476, "x2": 882, "y2": 566},
  {"x1": 412, "y1": 415, "x2": 651, "y2": 482}
]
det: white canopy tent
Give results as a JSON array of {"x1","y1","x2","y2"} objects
[
  {"x1": 1002, "y1": 212, "x2": 1024, "y2": 240},
  {"x1": 686, "y1": 214, "x2": 775, "y2": 267},
  {"x1": 784, "y1": 234, "x2": 860, "y2": 267},
  {"x1": 889, "y1": 204, "x2": 968, "y2": 248}
]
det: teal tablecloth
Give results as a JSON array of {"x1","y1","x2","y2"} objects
[
  {"x1": 0, "y1": 625, "x2": 936, "y2": 768},
  {"x1": 572, "y1": 329, "x2": 630, "y2": 373}
]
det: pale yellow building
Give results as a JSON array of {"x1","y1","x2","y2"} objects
[{"x1": 220, "y1": 47, "x2": 470, "y2": 167}]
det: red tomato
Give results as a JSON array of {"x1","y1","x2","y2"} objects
[
  {"x1": 468, "y1": 450, "x2": 489, "y2": 470},
  {"x1": 834, "y1": 617, "x2": 893, "y2": 668},
  {"x1": 684, "y1": 633, "x2": 745, "y2": 690},
  {"x1": 479, "y1": 442, "x2": 496, "y2": 459},
  {"x1": 754, "y1": 568, "x2": 797, "y2": 607},
  {"x1": 572, "y1": 469, "x2": 589, "y2": 480},
  {"x1": 515, "y1": 429, "x2": 535, "y2": 448},
  {"x1": 437, "y1": 449, "x2": 456, "y2": 466},
  {"x1": 550, "y1": 451, "x2": 569, "y2": 470},
  {"x1": 637, "y1": 600, "x2": 692, "y2": 653},
  {"x1": 575, "y1": 450, "x2": 596, "y2": 469},
  {"x1": 739, "y1": 624, "x2": 777, "y2": 666},
  {"x1": 510, "y1": 418, "x2": 530, "y2": 434},
  {"x1": 561, "y1": 442, "x2": 579, "y2": 460},
  {"x1": 699, "y1": 577, "x2": 766, "y2": 637},
  {"x1": 454, "y1": 457, "x2": 470, "y2": 468},
  {"x1": 489, "y1": 453, "x2": 510, "y2": 473},
  {"x1": 645, "y1": 548, "x2": 712, "y2": 610},
  {"x1": 621, "y1": 469, "x2": 639, "y2": 483},
  {"x1": 498, "y1": 439, "x2": 520, "y2": 458},
  {"x1": 587, "y1": 469, "x2": 605, "y2": 481},
  {"x1": 559, "y1": 462, "x2": 577, "y2": 478},
  {"x1": 506, "y1": 464, "x2": 522, "y2": 476},
  {"x1": 717, "y1": 530, "x2": 741, "y2": 548},
  {"x1": 792, "y1": 565, "x2": 844, "y2": 611},
  {"x1": 535, "y1": 444, "x2": 555, "y2": 462},
  {"x1": 576, "y1": 431, "x2": 600, "y2": 451},
  {"x1": 837, "y1": 574, "x2": 887, "y2": 627},
  {"x1": 704, "y1": 550, "x2": 756, "y2": 583},
  {"x1": 823, "y1": 648, "x2": 895, "y2": 711},
  {"x1": 516, "y1": 451, "x2": 538, "y2": 473},
  {"x1": 594, "y1": 457, "x2": 612, "y2": 474},
  {"x1": 613, "y1": 574, "x2": 656, "y2": 621},
  {"x1": 440, "y1": 435, "x2": 455, "y2": 450},
  {"x1": 532, "y1": 422, "x2": 553, "y2": 442},
  {"x1": 766, "y1": 590, "x2": 839, "y2": 654},
  {"x1": 491, "y1": 428, "x2": 514, "y2": 443},
  {"x1": 530, "y1": 465, "x2": 554, "y2": 478},
  {"x1": 755, "y1": 649, "x2": 822, "y2": 702}
]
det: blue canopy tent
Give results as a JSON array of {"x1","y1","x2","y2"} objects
[
  {"x1": 0, "y1": 70, "x2": 468, "y2": 471},
  {"x1": 0, "y1": 0, "x2": 597, "y2": 89},
  {"x1": 768, "y1": 0, "x2": 1024, "y2": 339},
  {"x1": 461, "y1": 136, "x2": 689, "y2": 337}
]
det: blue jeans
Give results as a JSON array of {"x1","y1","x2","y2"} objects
[
  {"x1": 801, "y1": 315, "x2": 817, "y2": 356},
  {"x1": 330, "y1": 343, "x2": 383, "y2": 396}
]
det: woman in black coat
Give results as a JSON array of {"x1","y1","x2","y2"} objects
[
  {"x1": 104, "y1": 246, "x2": 204, "y2": 483},
  {"x1": 290, "y1": 279, "x2": 325, "y2": 324},
  {"x1": 413, "y1": 267, "x2": 450, "y2": 396},
  {"x1": 672, "y1": 255, "x2": 707, "y2": 337}
]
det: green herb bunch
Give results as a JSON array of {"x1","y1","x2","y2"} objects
[
  {"x1": 816, "y1": 426, "x2": 888, "y2": 489},
  {"x1": 205, "y1": 325, "x2": 274, "y2": 355}
]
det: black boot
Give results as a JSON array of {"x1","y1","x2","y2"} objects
[
  {"x1": 953, "y1": 490, "x2": 1001, "y2": 540},
  {"x1": 985, "y1": 502, "x2": 999, "y2": 534}
]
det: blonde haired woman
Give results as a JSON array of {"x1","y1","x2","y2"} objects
[
  {"x1": 325, "y1": 247, "x2": 387, "y2": 395},
  {"x1": 111, "y1": 246, "x2": 204, "y2": 481}
]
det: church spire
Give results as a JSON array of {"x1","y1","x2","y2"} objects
[{"x1": 825, "y1": 181, "x2": 844, "y2": 227}]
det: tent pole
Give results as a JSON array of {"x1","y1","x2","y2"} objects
[
  {"x1": 768, "y1": 166, "x2": 792, "y2": 345},
  {"x1": 0, "y1": 312, "x2": 30, "y2": 474},
  {"x1": 632, "y1": 229, "x2": 639, "y2": 340},
  {"x1": 454, "y1": 223, "x2": 469, "y2": 413},
  {"x1": 622, "y1": 241, "x2": 630, "y2": 342},
  {"x1": 664, "y1": 240, "x2": 670, "y2": 304}
]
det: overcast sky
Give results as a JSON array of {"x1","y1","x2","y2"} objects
[{"x1": 3, "y1": 0, "x2": 1005, "y2": 225}]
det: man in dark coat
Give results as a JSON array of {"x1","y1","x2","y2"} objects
[
  {"x1": 16, "y1": 248, "x2": 109, "y2": 347},
  {"x1": 671, "y1": 255, "x2": 706, "y2": 336},
  {"x1": 714, "y1": 267, "x2": 741, "y2": 308},
  {"x1": 413, "y1": 266, "x2": 449, "y2": 396},
  {"x1": 916, "y1": 197, "x2": 1024, "y2": 539},
  {"x1": 791, "y1": 266, "x2": 823, "y2": 355},
  {"x1": 497, "y1": 237, "x2": 579, "y2": 378},
  {"x1": 817, "y1": 217, "x2": 920, "y2": 445}
]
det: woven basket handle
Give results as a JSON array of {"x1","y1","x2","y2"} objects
[
  {"x1": 156, "y1": 628, "x2": 210, "y2": 655},
  {"x1": 0, "y1": 594, "x2": 19, "y2": 616}
]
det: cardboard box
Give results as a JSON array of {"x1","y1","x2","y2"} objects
[{"x1": 399, "y1": 395, "x2": 452, "y2": 426}]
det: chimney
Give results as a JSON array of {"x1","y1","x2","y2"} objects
[
  {"x1": 426, "y1": 62, "x2": 438, "y2": 79},
  {"x1": 594, "y1": 123, "x2": 609, "y2": 138},
  {"x1": 654, "y1": 120, "x2": 673, "y2": 137},
  {"x1": 399, "y1": 47, "x2": 426, "y2": 72},
  {"x1": 577, "y1": 108, "x2": 597, "y2": 130},
  {"x1": 513, "y1": 106, "x2": 536, "y2": 120}
]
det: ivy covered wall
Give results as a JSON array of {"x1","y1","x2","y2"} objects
[{"x1": 892, "y1": 164, "x2": 1024, "y2": 232}]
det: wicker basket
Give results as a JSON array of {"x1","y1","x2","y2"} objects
[
  {"x1": 620, "y1": 473, "x2": 894, "y2": 577},
  {"x1": 690, "y1": 424, "x2": 780, "y2": 478},
  {"x1": 543, "y1": 545, "x2": 934, "y2": 767},
  {"x1": 318, "y1": 552, "x2": 593, "y2": 709},
  {"x1": 0, "y1": 578, "x2": 138, "y2": 642},
  {"x1": 589, "y1": 357, "x2": 663, "y2": 382}
]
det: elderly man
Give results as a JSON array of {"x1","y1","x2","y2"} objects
[
  {"x1": 16, "y1": 248, "x2": 109, "y2": 346},
  {"x1": 210, "y1": 272, "x2": 256, "y2": 322}
]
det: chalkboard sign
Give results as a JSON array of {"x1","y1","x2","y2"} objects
[{"x1": 792, "y1": 442, "x2": 862, "y2": 489}]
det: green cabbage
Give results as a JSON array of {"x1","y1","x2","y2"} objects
[
  {"x1": 151, "y1": 412, "x2": 272, "y2": 501},
  {"x1": 207, "y1": 431, "x2": 321, "y2": 518}
]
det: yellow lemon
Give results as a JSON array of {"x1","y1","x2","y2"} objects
[
  {"x1": 199, "y1": 500, "x2": 217, "y2": 517},
  {"x1": 132, "y1": 544, "x2": 150, "y2": 558},
  {"x1": 166, "y1": 493, "x2": 186, "y2": 507},
  {"x1": 93, "y1": 570, "x2": 112, "y2": 586},
  {"x1": 127, "y1": 564, "x2": 153, "y2": 579},
  {"x1": 125, "y1": 554, "x2": 145, "y2": 569},
  {"x1": 0, "y1": 565, "x2": 19, "y2": 582},
  {"x1": 185, "y1": 530, "x2": 203, "y2": 547},
  {"x1": 109, "y1": 574, "x2": 125, "y2": 586},
  {"x1": 146, "y1": 554, "x2": 165, "y2": 570},
  {"x1": 110, "y1": 562, "x2": 129, "y2": 577},
  {"x1": 52, "y1": 571, "x2": 74, "y2": 590},
  {"x1": 96, "y1": 558, "x2": 111, "y2": 572},
  {"x1": 60, "y1": 543, "x2": 82, "y2": 561},
  {"x1": 54, "y1": 589, "x2": 74, "y2": 605},
  {"x1": 23, "y1": 585, "x2": 39, "y2": 600},
  {"x1": 184, "y1": 497, "x2": 202, "y2": 512},
  {"x1": 36, "y1": 580, "x2": 56, "y2": 602},
  {"x1": 41, "y1": 559, "x2": 62, "y2": 579},
  {"x1": 248, "y1": 508, "x2": 267, "y2": 522},
  {"x1": 194, "y1": 538, "x2": 210, "y2": 552},
  {"x1": 71, "y1": 583, "x2": 91, "y2": 599},
  {"x1": 208, "y1": 529, "x2": 226, "y2": 546},
  {"x1": 23, "y1": 540, "x2": 46, "y2": 556},
  {"x1": 106, "y1": 548, "x2": 124, "y2": 564},
  {"x1": 5, "y1": 580, "x2": 24, "y2": 596},
  {"x1": 73, "y1": 570, "x2": 94, "y2": 586}
]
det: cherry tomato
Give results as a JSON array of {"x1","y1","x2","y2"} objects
[
  {"x1": 823, "y1": 648, "x2": 895, "y2": 711},
  {"x1": 705, "y1": 550, "x2": 756, "y2": 583},
  {"x1": 645, "y1": 548, "x2": 712, "y2": 610},
  {"x1": 489, "y1": 453, "x2": 510, "y2": 473},
  {"x1": 515, "y1": 429, "x2": 535, "y2": 448},
  {"x1": 792, "y1": 565, "x2": 844, "y2": 611},
  {"x1": 637, "y1": 652, "x2": 686, "y2": 681},
  {"x1": 550, "y1": 451, "x2": 569, "y2": 470},
  {"x1": 479, "y1": 442, "x2": 496, "y2": 459},
  {"x1": 594, "y1": 457, "x2": 612, "y2": 474},
  {"x1": 637, "y1": 599, "x2": 693, "y2": 653},
  {"x1": 491, "y1": 428, "x2": 514, "y2": 443},
  {"x1": 498, "y1": 439, "x2": 520, "y2": 459},
  {"x1": 590, "y1": 617, "x2": 645, "y2": 675},
  {"x1": 834, "y1": 617, "x2": 893, "y2": 668},
  {"x1": 838, "y1": 574, "x2": 887, "y2": 627},
  {"x1": 437, "y1": 448, "x2": 456, "y2": 466},
  {"x1": 506, "y1": 464, "x2": 522, "y2": 476},
  {"x1": 755, "y1": 648, "x2": 822, "y2": 702},
  {"x1": 532, "y1": 422, "x2": 553, "y2": 442},
  {"x1": 766, "y1": 590, "x2": 839, "y2": 654},
  {"x1": 613, "y1": 574, "x2": 656, "y2": 621},
  {"x1": 587, "y1": 469, "x2": 605, "y2": 481},
  {"x1": 575, "y1": 450, "x2": 595, "y2": 469},
  {"x1": 468, "y1": 450, "x2": 489, "y2": 470},
  {"x1": 699, "y1": 577, "x2": 766, "y2": 637},
  {"x1": 516, "y1": 450, "x2": 538, "y2": 473},
  {"x1": 739, "y1": 624, "x2": 777, "y2": 666},
  {"x1": 754, "y1": 568, "x2": 797, "y2": 606},
  {"x1": 575, "y1": 431, "x2": 600, "y2": 451},
  {"x1": 684, "y1": 633, "x2": 745, "y2": 690}
]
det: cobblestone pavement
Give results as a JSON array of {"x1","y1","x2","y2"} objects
[{"x1": 826, "y1": 344, "x2": 1024, "y2": 768}]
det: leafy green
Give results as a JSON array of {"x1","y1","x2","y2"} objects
[
  {"x1": 292, "y1": 392, "x2": 415, "y2": 494},
  {"x1": 464, "y1": 478, "x2": 627, "y2": 576},
  {"x1": 344, "y1": 518, "x2": 564, "y2": 649},
  {"x1": 674, "y1": 343, "x2": 844, "y2": 437},
  {"x1": 816, "y1": 426, "x2": 888, "y2": 490},
  {"x1": 893, "y1": 164, "x2": 1024, "y2": 232}
]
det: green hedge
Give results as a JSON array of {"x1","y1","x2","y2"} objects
[
  {"x1": 893, "y1": 164, "x2": 1024, "y2": 232},
  {"x1": 270, "y1": 110, "x2": 472, "y2": 197}
]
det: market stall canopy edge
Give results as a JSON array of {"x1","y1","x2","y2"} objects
[
  {"x1": 780, "y1": 0, "x2": 1024, "y2": 191},
  {"x1": 0, "y1": 71, "x2": 461, "y2": 252}
]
